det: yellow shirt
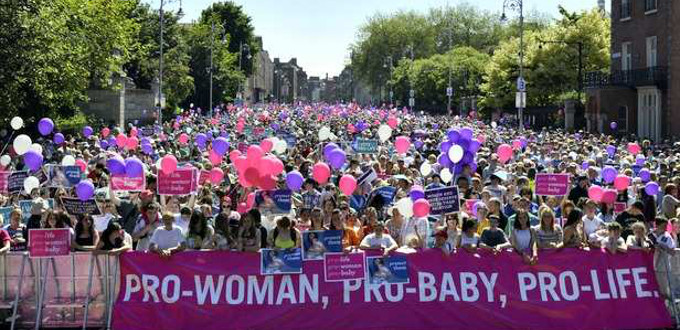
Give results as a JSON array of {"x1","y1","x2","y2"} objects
[{"x1": 477, "y1": 218, "x2": 490, "y2": 235}]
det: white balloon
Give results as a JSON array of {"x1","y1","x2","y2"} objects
[
  {"x1": 13, "y1": 134, "x2": 32, "y2": 155},
  {"x1": 378, "y1": 125, "x2": 392, "y2": 142},
  {"x1": 420, "y1": 162, "x2": 432, "y2": 176},
  {"x1": 318, "y1": 126, "x2": 331, "y2": 141},
  {"x1": 395, "y1": 197, "x2": 414, "y2": 218},
  {"x1": 30, "y1": 143, "x2": 43, "y2": 154},
  {"x1": 10, "y1": 117, "x2": 24, "y2": 130},
  {"x1": 0, "y1": 155, "x2": 10, "y2": 166},
  {"x1": 274, "y1": 139, "x2": 288, "y2": 154},
  {"x1": 23, "y1": 176, "x2": 39, "y2": 195},
  {"x1": 440, "y1": 168, "x2": 453, "y2": 184},
  {"x1": 448, "y1": 145, "x2": 464, "y2": 163},
  {"x1": 61, "y1": 155, "x2": 76, "y2": 166},
  {"x1": 569, "y1": 151, "x2": 577, "y2": 160}
]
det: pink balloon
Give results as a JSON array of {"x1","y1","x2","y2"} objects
[
  {"x1": 387, "y1": 117, "x2": 398, "y2": 129},
  {"x1": 244, "y1": 167, "x2": 261, "y2": 187},
  {"x1": 126, "y1": 136, "x2": 139, "y2": 150},
  {"x1": 602, "y1": 189, "x2": 618, "y2": 204},
  {"x1": 614, "y1": 175, "x2": 630, "y2": 191},
  {"x1": 210, "y1": 168, "x2": 224, "y2": 185},
  {"x1": 588, "y1": 186, "x2": 604, "y2": 202},
  {"x1": 247, "y1": 145, "x2": 264, "y2": 160},
  {"x1": 512, "y1": 140, "x2": 522, "y2": 150},
  {"x1": 179, "y1": 133, "x2": 189, "y2": 144},
  {"x1": 477, "y1": 135, "x2": 486, "y2": 144},
  {"x1": 75, "y1": 159, "x2": 87, "y2": 173},
  {"x1": 130, "y1": 127, "x2": 138, "y2": 137},
  {"x1": 160, "y1": 155, "x2": 178, "y2": 175},
  {"x1": 259, "y1": 156, "x2": 277, "y2": 176},
  {"x1": 236, "y1": 122, "x2": 244, "y2": 133},
  {"x1": 394, "y1": 136, "x2": 411, "y2": 154},
  {"x1": 209, "y1": 150, "x2": 222, "y2": 165},
  {"x1": 627, "y1": 143, "x2": 641, "y2": 155},
  {"x1": 229, "y1": 150, "x2": 242, "y2": 163},
  {"x1": 173, "y1": 122, "x2": 180, "y2": 129},
  {"x1": 234, "y1": 155, "x2": 247, "y2": 171},
  {"x1": 413, "y1": 199, "x2": 431, "y2": 218},
  {"x1": 116, "y1": 134, "x2": 127, "y2": 148},
  {"x1": 497, "y1": 144, "x2": 513, "y2": 164},
  {"x1": 237, "y1": 202, "x2": 248, "y2": 214},
  {"x1": 312, "y1": 162, "x2": 331, "y2": 184},
  {"x1": 246, "y1": 192, "x2": 256, "y2": 208},
  {"x1": 339, "y1": 174, "x2": 357, "y2": 196},
  {"x1": 271, "y1": 158, "x2": 284, "y2": 175},
  {"x1": 101, "y1": 127, "x2": 110, "y2": 138},
  {"x1": 260, "y1": 139, "x2": 274, "y2": 153},
  {"x1": 259, "y1": 175, "x2": 277, "y2": 190}
]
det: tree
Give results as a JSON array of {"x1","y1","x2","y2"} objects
[
  {"x1": 391, "y1": 47, "x2": 489, "y2": 114},
  {"x1": 427, "y1": 4, "x2": 505, "y2": 55},
  {"x1": 0, "y1": 0, "x2": 138, "y2": 121},
  {"x1": 480, "y1": 8, "x2": 610, "y2": 110}
]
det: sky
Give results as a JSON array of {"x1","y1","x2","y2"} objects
[{"x1": 147, "y1": 0, "x2": 610, "y2": 77}]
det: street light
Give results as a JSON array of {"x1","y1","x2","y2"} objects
[
  {"x1": 209, "y1": 19, "x2": 226, "y2": 118},
  {"x1": 383, "y1": 56, "x2": 393, "y2": 104},
  {"x1": 158, "y1": 0, "x2": 183, "y2": 125},
  {"x1": 237, "y1": 42, "x2": 251, "y2": 102},
  {"x1": 405, "y1": 45, "x2": 415, "y2": 111},
  {"x1": 501, "y1": 0, "x2": 524, "y2": 131}
]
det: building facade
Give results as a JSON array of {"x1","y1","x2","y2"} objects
[
  {"x1": 244, "y1": 36, "x2": 274, "y2": 104},
  {"x1": 585, "y1": 0, "x2": 678, "y2": 141},
  {"x1": 273, "y1": 58, "x2": 308, "y2": 103}
]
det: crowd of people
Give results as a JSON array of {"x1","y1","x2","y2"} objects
[{"x1": 0, "y1": 102, "x2": 679, "y2": 295}]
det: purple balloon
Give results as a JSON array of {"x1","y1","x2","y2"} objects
[
  {"x1": 141, "y1": 137, "x2": 151, "y2": 145},
  {"x1": 141, "y1": 143, "x2": 154, "y2": 155},
  {"x1": 602, "y1": 166, "x2": 617, "y2": 184},
  {"x1": 468, "y1": 140, "x2": 481, "y2": 153},
  {"x1": 462, "y1": 152, "x2": 474, "y2": 165},
  {"x1": 645, "y1": 182, "x2": 659, "y2": 196},
  {"x1": 38, "y1": 118, "x2": 54, "y2": 136},
  {"x1": 125, "y1": 158, "x2": 144, "y2": 177},
  {"x1": 195, "y1": 133, "x2": 207, "y2": 148},
  {"x1": 519, "y1": 137, "x2": 528, "y2": 148},
  {"x1": 328, "y1": 148, "x2": 346, "y2": 170},
  {"x1": 639, "y1": 168, "x2": 651, "y2": 182},
  {"x1": 286, "y1": 171, "x2": 304, "y2": 191},
  {"x1": 438, "y1": 153, "x2": 452, "y2": 168},
  {"x1": 635, "y1": 154, "x2": 646, "y2": 166},
  {"x1": 53, "y1": 133, "x2": 65, "y2": 145},
  {"x1": 459, "y1": 127, "x2": 474, "y2": 140},
  {"x1": 213, "y1": 137, "x2": 230, "y2": 156},
  {"x1": 610, "y1": 122, "x2": 618, "y2": 130},
  {"x1": 606, "y1": 145, "x2": 616, "y2": 158},
  {"x1": 410, "y1": 188, "x2": 425, "y2": 201},
  {"x1": 75, "y1": 181, "x2": 95, "y2": 201},
  {"x1": 100, "y1": 140, "x2": 109, "y2": 149},
  {"x1": 439, "y1": 141, "x2": 452, "y2": 153},
  {"x1": 414, "y1": 140, "x2": 424, "y2": 150},
  {"x1": 323, "y1": 143, "x2": 339, "y2": 160},
  {"x1": 458, "y1": 140, "x2": 470, "y2": 153},
  {"x1": 83, "y1": 126, "x2": 93, "y2": 137},
  {"x1": 23, "y1": 150, "x2": 43, "y2": 171},
  {"x1": 106, "y1": 157, "x2": 126, "y2": 175},
  {"x1": 447, "y1": 129, "x2": 460, "y2": 143},
  {"x1": 582, "y1": 161, "x2": 589, "y2": 170}
]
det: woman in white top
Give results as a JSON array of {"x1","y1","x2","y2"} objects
[
  {"x1": 510, "y1": 210, "x2": 537, "y2": 265},
  {"x1": 458, "y1": 219, "x2": 479, "y2": 253},
  {"x1": 581, "y1": 199, "x2": 604, "y2": 238},
  {"x1": 444, "y1": 213, "x2": 462, "y2": 248}
]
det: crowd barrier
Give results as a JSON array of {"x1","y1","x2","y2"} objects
[{"x1": 0, "y1": 250, "x2": 677, "y2": 329}]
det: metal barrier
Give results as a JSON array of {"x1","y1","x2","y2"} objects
[
  {"x1": 0, "y1": 252, "x2": 118, "y2": 329},
  {"x1": 655, "y1": 250, "x2": 680, "y2": 328}
]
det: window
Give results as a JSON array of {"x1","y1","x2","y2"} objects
[
  {"x1": 622, "y1": 42, "x2": 632, "y2": 71},
  {"x1": 646, "y1": 36, "x2": 657, "y2": 67},
  {"x1": 621, "y1": 0, "x2": 632, "y2": 19},
  {"x1": 645, "y1": 0, "x2": 658, "y2": 12}
]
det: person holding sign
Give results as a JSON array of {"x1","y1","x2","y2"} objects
[
  {"x1": 359, "y1": 221, "x2": 398, "y2": 257},
  {"x1": 149, "y1": 213, "x2": 186, "y2": 259},
  {"x1": 328, "y1": 209, "x2": 359, "y2": 251}
]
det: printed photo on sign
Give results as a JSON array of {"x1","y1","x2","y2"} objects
[
  {"x1": 324, "y1": 252, "x2": 366, "y2": 282},
  {"x1": 255, "y1": 189, "x2": 292, "y2": 214},
  {"x1": 0, "y1": 207, "x2": 12, "y2": 225},
  {"x1": 302, "y1": 230, "x2": 342, "y2": 260},
  {"x1": 260, "y1": 248, "x2": 303, "y2": 275},
  {"x1": 46, "y1": 165, "x2": 82, "y2": 188},
  {"x1": 366, "y1": 255, "x2": 410, "y2": 285}
]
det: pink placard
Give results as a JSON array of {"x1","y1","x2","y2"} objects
[
  {"x1": 614, "y1": 202, "x2": 627, "y2": 213},
  {"x1": 111, "y1": 174, "x2": 147, "y2": 192},
  {"x1": 323, "y1": 252, "x2": 366, "y2": 282},
  {"x1": 199, "y1": 170, "x2": 210, "y2": 185},
  {"x1": 535, "y1": 173, "x2": 570, "y2": 196},
  {"x1": 464, "y1": 199, "x2": 478, "y2": 212},
  {"x1": 0, "y1": 171, "x2": 9, "y2": 194},
  {"x1": 113, "y1": 249, "x2": 671, "y2": 330},
  {"x1": 157, "y1": 168, "x2": 198, "y2": 196},
  {"x1": 28, "y1": 229, "x2": 71, "y2": 258}
]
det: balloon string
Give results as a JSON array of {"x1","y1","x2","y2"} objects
[{"x1": 0, "y1": 131, "x2": 16, "y2": 156}]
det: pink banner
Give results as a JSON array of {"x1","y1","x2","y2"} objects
[
  {"x1": 111, "y1": 174, "x2": 147, "y2": 192},
  {"x1": 113, "y1": 249, "x2": 671, "y2": 330},
  {"x1": 157, "y1": 168, "x2": 198, "y2": 196},
  {"x1": 0, "y1": 171, "x2": 9, "y2": 194},
  {"x1": 535, "y1": 173, "x2": 570, "y2": 196},
  {"x1": 324, "y1": 252, "x2": 365, "y2": 282},
  {"x1": 614, "y1": 202, "x2": 627, "y2": 213},
  {"x1": 28, "y1": 229, "x2": 71, "y2": 258}
]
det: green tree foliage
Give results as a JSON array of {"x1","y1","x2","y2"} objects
[
  {"x1": 427, "y1": 4, "x2": 505, "y2": 54},
  {"x1": 0, "y1": 0, "x2": 138, "y2": 121},
  {"x1": 391, "y1": 47, "x2": 489, "y2": 113},
  {"x1": 481, "y1": 8, "x2": 610, "y2": 109}
]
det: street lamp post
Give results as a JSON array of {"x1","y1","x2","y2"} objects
[
  {"x1": 406, "y1": 45, "x2": 415, "y2": 112},
  {"x1": 383, "y1": 56, "x2": 393, "y2": 105},
  {"x1": 158, "y1": 0, "x2": 183, "y2": 125},
  {"x1": 209, "y1": 20, "x2": 226, "y2": 118},
  {"x1": 237, "y1": 42, "x2": 251, "y2": 102},
  {"x1": 501, "y1": 0, "x2": 524, "y2": 130}
]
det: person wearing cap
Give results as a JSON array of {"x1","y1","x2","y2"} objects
[
  {"x1": 359, "y1": 221, "x2": 398, "y2": 257},
  {"x1": 149, "y1": 212, "x2": 186, "y2": 258}
]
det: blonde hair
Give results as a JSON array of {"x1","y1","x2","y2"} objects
[{"x1": 539, "y1": 207, "x2": 556, "y2": 232}]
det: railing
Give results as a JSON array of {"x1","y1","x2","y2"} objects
[{"x1": 584, "y1": 66, "x2": 668, "y2": 89}]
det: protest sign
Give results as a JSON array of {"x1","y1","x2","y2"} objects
[
  {"x1": 111, "y1": 174, "x2": 147, "y2": 192},
  {"x1": 366, "y1": 255, "x2": 410, "y2": 285},
  {"x1": 61, "y1": 197, "x2": 101, "y2": 216},
  {"x1": 534, "y1": 174, "x2": 570, "y2": 196},
  {"x1": 0, "y1": 207, "x2": 12, "y2": 225},
  {"x1": 614, "y1": 202, "x2": 627, "y2": 214},
  {"x1": 352, "y1": 138, "x2": 378, "y2": 154},
  {"x1": 46, "y1": 165, "x2": 82, "y2": 188},
  {"x1": 302, "y1": 230, "x2": 342, "y2": 260},
  {"x1": 157, "y1": 168, "x2": 199, "y2": 196},
  {"x1": 357, "y1": 168, "x2": 377, "y2": 186},
  {"x1": 370, "y1": 186, "x2": 397, "y2": 207},
  {"x1": 425, "y1": 186, "x2": 460, "y2": 214},
  {"x1": 260, "y1": 248, "x2": 302, "y2": 275},
  {"x1": 8, "y1": 171, "x2": 29, "y2": 195},
  {"x1": 256, "y1": 189, "x2": 292, "y2": 213},
  {"x1": 0, "y1": 171, "x2": 9, "y2": 194},
  {"x1": 199, "y1": 170, "x2": 210, "y2": 185},
  {"x1": 28, "y1": 228, "x2": 71, "y2": 258},
  {"x1": 324, "y1": 252, "x2": 366, "y2": 282}
]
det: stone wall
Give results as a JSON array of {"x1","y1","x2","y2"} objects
[{"x1": 81, "y1": 86, "x2": 157, "y2": 126}]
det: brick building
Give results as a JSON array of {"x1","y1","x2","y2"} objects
[{"x1": 585, "y1": 0, "x2": 679, "y2": 141}]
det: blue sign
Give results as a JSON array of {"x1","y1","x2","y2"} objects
[
  {"x1": 367, "y1": 255, "x2": 410, "y2": 285},
  {"x1": 370, "y1": 186, "x2": 397, "y2": 207},
  {"x1": 260, "y1": 248, "x2": 302, "y2": 275},
  {"x1": 0, "y1": 207, "x2": 12, "y2": 225},
  {"x1": 517, "y1": 77, "x2": 526, "y2": 92},
  {"x1": 302, "y1": 230, "x2": 342, "y2": 260},
  {"x1": 352, "y1": 138, "x2": 378, "y2": 154}
]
